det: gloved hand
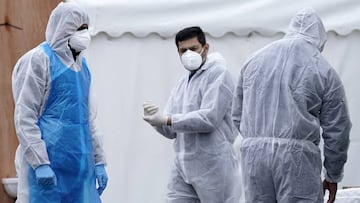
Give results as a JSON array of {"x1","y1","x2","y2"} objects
[
  {"x1": 143, "y1": 101, "x2": 159, "y2": 116},
  {"x1": 35, "y1": 164, "x2": 57, "y2": 186},
  {"x1": 143, "y1": 102, "x2": 167, "y2": 126},
  {"x1": 95, "y1": 164, "x2": 108, "y2": 196}
]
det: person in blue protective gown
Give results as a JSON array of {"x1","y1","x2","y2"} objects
[
  {"x1": 12, "y1": 2, "x2": 108, "y2": 203},
  {"x1": 142, "y1": 26, "x2": 241, "y2": 203},
  {"x1": 232, "y1": 8, "x2": 351, "y2": 203}
]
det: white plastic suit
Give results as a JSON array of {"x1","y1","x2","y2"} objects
[
  {"x1": 156, "y1": 53, "x2": 241, "y2": 203},
  {"x1": 232, "y1": 8, "x2": 351, "y2": 203},
  {"x1": 12, "y1": 2, "x2": 106, "y2": 203}
]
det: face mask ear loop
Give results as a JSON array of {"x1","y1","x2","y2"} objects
[
  {"x1": 199, "y1": 47, "x2": 204, "y2": 55},
  {"x1": 199, "y1": 47, "x2": 206, "y2": 65}
]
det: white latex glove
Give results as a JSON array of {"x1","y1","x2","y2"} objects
[
  {"x1": 143, "y1": 101, "x2": 167, "y2": 126},
  {"x1": 143, "y1": 101, "x2": 159, "y2": 116}
]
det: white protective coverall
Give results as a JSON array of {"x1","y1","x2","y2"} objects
[
  {"x1": 156, "y1": 52, "x2": 241, "y2": 203},
  {"x1": 232, "y1": 7, "x2": 351, "y2": 203},
  {"x1": 12, "y1": 2, "x2": 106, "y2": 203}
]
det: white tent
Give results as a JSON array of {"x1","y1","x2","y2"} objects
[{"x1": 71, "y1": 0, "x2": 360, "y2": 202}]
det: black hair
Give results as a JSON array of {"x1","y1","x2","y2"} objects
[{"x1": 175, "y1": 26, "x2": 206, "y2": 49}]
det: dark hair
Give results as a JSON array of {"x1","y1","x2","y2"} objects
[{"x1": 175, "y1": 26, "x2": 206, "y2": 49}]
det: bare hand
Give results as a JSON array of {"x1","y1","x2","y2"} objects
[{"x1": 323, "y1": 179, "x2": 337, "y2": 203}]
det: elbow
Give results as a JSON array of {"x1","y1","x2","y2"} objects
[
  {"x1": 163, "y1": 134, "x2": 176, "y2": 139},
  {"x1": 155, "y1": 126, "x2": 176, "y2": 139},
  {"x1": 196, "y1": 121, "x2": 217, "y2": 133},
  {"x1": 198, "y1": 113, "x2": 220, "y2": 132}
]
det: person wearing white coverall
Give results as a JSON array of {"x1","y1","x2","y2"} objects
[
  {"x1": 231, "y1": 8, "x2": 351, "y2": 203},
  {"x1": 143, "y1": 26, "x2": 241, "y2": 203},
  {"x1": 12, "y1": 2, "x2": 108, "y2": 203}
]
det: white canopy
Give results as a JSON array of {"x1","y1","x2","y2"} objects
[{"x1": 75, "y1": 0, "x2": 360, "y2": 37}]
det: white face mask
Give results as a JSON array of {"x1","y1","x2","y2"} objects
[
  {"x1": 69, "y1": 29, "x2": 91, "y2": 52},
  {"x1": 180, "y1": 48, "x2": 204, "y2": 71}
]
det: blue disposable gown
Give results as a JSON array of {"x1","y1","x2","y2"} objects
[
  {"x1": 27, "y1": 42, "x2": 100, "y2": 202},
  {"x1": 232, "y1": 8, "x2": 351, "y2": 203}
]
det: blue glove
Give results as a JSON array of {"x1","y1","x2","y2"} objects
[
  {"x1": 35, "y1": 164, "x2": 57, "y2": 186},
  {"x1": 95, "y1": 164, "x2": 108, "y2": 196}
]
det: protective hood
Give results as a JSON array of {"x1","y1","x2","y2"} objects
[
  {"x1": 45, "y1": 2, "x2": 89, "y2": 67},
  {"x1": 285, "y1": 7, "x2": 327, "y2": 51},
  {"x1": 200, "y1": 52, "x2": 227, "y2": 71}
]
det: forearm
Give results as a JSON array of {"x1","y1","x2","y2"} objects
[
  {"x1": 323, "y1": 121, "x2": 351, "y2": 182},
  {"x1": 14, "y1": 102, "x2": 50, "y2": 169},
  {"x1": 321, "y1": 96, "x2": 351, "y2": 182},
  {"x1": 171, "y1": 111, "x2": 216, "y2": 133},
  {"x1": 90, "y1": 118, "x2": 106, "y2": 165},
  {"x1": 155, "y1": 119, "x2": 176, "y2": 139},
  {"x1": 89, "y1": 88, "x2": 107, "y2": 165}
]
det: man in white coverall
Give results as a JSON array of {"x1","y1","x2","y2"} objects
[
  {"x1": 232, "y1": 8, "x2": 351, "y2": 203},
  {"x1": 143, "y1": 26, "x2": 241, "y2": 203},
  {"x1": 12, "y1": 2, "x2": 108, "y2": 203}
]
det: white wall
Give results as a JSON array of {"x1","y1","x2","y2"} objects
[{"x1": 85, "y1": 31, "x2": 360, "y2": 203}]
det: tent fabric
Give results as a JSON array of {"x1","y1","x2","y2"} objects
[{"x1": 73, "y1": 0, "x2": 360, "y2": 38}]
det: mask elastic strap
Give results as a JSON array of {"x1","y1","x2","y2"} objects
[{"x1": 199, "y1": 47, "x2": 204, "y2": 55}]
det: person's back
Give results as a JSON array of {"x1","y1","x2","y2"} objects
[
  {"x1": 232, "y1": 8, "x2": 351, "y2": 203},
  {"x1": 239, "y1": 37, "x2": 332, "y2": 143}
]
